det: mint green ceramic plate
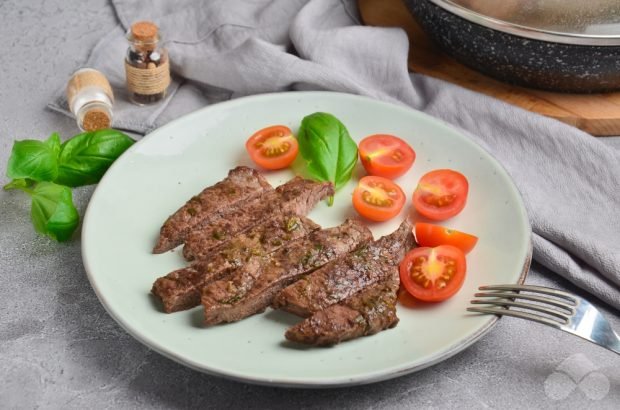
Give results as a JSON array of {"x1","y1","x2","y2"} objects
[{"x1": 82, "y1": 92, "x2": 531, "y2": 387}]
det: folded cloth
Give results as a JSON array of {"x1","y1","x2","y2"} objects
[{"x1": 49, "y1": 0, "x2": 620, "y2": 310}]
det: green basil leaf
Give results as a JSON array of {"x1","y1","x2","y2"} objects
[
  {"x1": 297, "y1": 112, "x2": 358, "y2": 204},
  {"x1": 30, "y1": 182, "x2": 79, "y2": 242},
  {"x1": 6, "y1": 132, "x2": 61, "y2": 182},
  {"x1": 55, "y1": 129, "x2": 134, "y2": 187}
]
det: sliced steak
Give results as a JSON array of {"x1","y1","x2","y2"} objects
[
  {"x1": 182, "y1": 177, "x2": 334, "y2": 261},
  {"x1": 201, "y1": 219, "x2": 373, "y2": 325},
  {"x1": 284, "y1": 277, "x2": 399, "y2": 346},
  {"x1": 151, "y1": 214, "x2": 320, "y2": 313},
  {"x1": 272, "y1": 220, "x2": 413, "y2": 317},
  {"x1": 153, "y1": 166, "x2": 272, "y2": 253}
]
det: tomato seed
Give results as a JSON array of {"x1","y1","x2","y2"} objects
[
  {"x1": 263, "y1": 141, "x2": 290, "y2": 157},
  {"x1": 362, "y1": 190, "x2": 393, "y2": 207},
  {"x1": 423, "y1": 193, "x2": 456, "y2": 208}
]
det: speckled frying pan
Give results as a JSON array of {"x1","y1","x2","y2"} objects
[{"x1": 402, "y1": 0, "x2": 620, "y2": 93}]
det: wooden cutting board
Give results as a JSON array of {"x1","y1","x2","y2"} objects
[{"x1": 358, "y1": 0, "x2": 620, "y2": 136}]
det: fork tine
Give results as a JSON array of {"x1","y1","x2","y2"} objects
[
  {"x1": 470, "y1": 299, "x2": 570, "y2": 321},
  {"x1": 474, "y1": 292, "x2": 575, "y2": 313},
  {"x1": 479, "y1": 285, "x2": 577, "y2": 304},
  {"x1": 467, "y1": 306, "x2": 564, "y2": 328}
]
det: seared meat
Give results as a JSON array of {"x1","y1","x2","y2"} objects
[
  {"x1": 183, "y1": 177, "x2": 334, "y2": 261},
  {"x1": 153, "y1": 166, "x2": 272, "y2": 254},
  {"x1": 151, "y1": 214, "x2": 320, "y2": 313},
  {"x1": 201, "y1": 219, "x2": 373, "y2": 325},
  {"x1": 284, "y1": 278, "x2": 400, "y2": 346},
  {"x1": 272, "y1": 220, "x2": 413, "y2": 317}
]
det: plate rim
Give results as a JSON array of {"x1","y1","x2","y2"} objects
[{"x1": 82, "y1": 91, "x2": 532, "y2": 387}]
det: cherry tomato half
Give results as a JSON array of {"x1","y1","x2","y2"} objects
[
  {"x1": 359, "y1": 134, "x2": 416, "y2": 179},
  {"x1": 412, "y1": 169, "x2": 468, "y2": 221},
  {"x1": 245, "y1": 125, "x2": 299, "y2": 170},
  {"x1": 399, "y1": 245, "x2": 466, "y2": 302},
  {"x1": 414, "y1": 222, "x2": 478, "y2": 254},
  {"x1": 352, "y1": 176, "x2": 405, "y2": 222}
]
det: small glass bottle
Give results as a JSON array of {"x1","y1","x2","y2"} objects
[
  {"x1": 66, "y1": 68, "x2": 114, "y2": 131},
  {"x1": 124, "y1": 21, "x2": 171, "y2": 105}
]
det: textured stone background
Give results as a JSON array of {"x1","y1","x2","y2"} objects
[{"x1": 1, "y1": 1, "x2": 619, "y2": 409}]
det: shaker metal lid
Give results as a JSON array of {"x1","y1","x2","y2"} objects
[{"x1": 430, "y1": 0, "x2": 620, "y2": 46}]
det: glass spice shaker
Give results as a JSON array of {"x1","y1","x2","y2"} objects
[
  {"x1": 66, "y1": 68, "x2": 114, "y2": 131},
  {"x1": 124, "y1": 21, "x2": 171, "y2": 105}
]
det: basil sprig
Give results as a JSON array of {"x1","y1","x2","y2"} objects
[
  {"x1": 3, "y1": 129, "x2": 134, "y2": 242},
  {"x1": 32, "y1": 182, "x2": 80, "y2": 242},
  {"x1": 297, "y1": 112, "x2": 358, "y2": 205},
  {"x1": 6, "y1": 132, "x2": 61, "y2": 182},
  {"x1": 56, "y1": 129, "x2": 134, "y2": 187}
]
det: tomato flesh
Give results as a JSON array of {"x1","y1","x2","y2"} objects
[
  {"x1": 413, "y1": 169, "x2": 468, "y2": 221},
  {"x1": 352, "y1": 176, "x2": 405, "y2": 222},
  {"x1": 399, "y1": 245, "x2": 466, "y2": 302},
  {"x1": 359, "y1": 134, "x2": 415, "y2": 179},
  {"x1": 246, "y1": 125, "x2": 298, "y2": 170},
  {"x1": 414, "y1": 222, "x2": 478, "y2": 254}
]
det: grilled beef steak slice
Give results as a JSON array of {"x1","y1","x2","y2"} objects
[
  {"x1": 182, "y1": 177, "x2": 334, "y2": 261},
  {"x1": 284, "y1": 277, "x2": 399, "y2": 346},
  {"x1": 151, "y1": 214, "x2": 320, "y2": 313},
  {"x1": 273, "y1": 220, "x2": 413, "y2": 317},
  {"x1": 201, "y1": 219, "x2": 373, "y2": 325},
  {"x1": 153, "y1": 166, "x2": 272, "y2": 254}
]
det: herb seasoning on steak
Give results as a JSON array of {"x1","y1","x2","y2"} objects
[
  {"x1": 182, "y1": 176, "x2": 334, "y2": 261},
  {"x1": 201, "y1": 219, "x2": 373, "y2": 325},
  {"x1": 153, "y1": 166, "x2": 272, "y2": 254},
  {"x1": 272, "y1": 220, "x2": 413, "y2": 317},
  {"x1": 284, "y1": 277, "x2": 400, "y2": 346},
  {"x1": 151, "y1": 214, "x2": 320, "y2": 313}
]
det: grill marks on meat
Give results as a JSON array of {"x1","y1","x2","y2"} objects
[
  {"x1": 273, "y1": 220, "x2": 413, "y2": 317},
  {"x1": 151, "y1": 167, "x2": 414, "y2": 347},
  {"x1": 151, "y1": 215, "x2": 321, "y2": 313},
  {"x1": 153, "y1": 166, "x2": 272, "y2": 254},
  {"x1": 182, "y1": 177, "x2": 334, "y2": 261},
  {"x1": 284, "y1": 278, "x2": 400, "y2": 346},
  {"x1": 201, "y1": 219, "x2": 373, "y2": 325}
]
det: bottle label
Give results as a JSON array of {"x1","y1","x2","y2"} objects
[{"x1": 125, "y1": 60, "x2": 171, "y2": 95}]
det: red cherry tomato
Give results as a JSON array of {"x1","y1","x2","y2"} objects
[
  {"x1": 352, "y1": 176, "x2": 405, "y2": 222},
  {"x1": 245, "y1": 125, "x2": 298, "y2": 170},
  {"x1": 414, "y1": 223, "x2": 478, "y2": 254},
  {"x1": 412, "y1": 169, "x2": 468, "y2": 221},
  {"x1": 359, "y1": 134, "x2": 416, "y2": 179},
  {"x1": 399, "y1": 245, "x2": 466, "y2": 302}
]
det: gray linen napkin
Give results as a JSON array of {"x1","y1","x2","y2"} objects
[{"x1": 49, "y1": 0, "x2": 620, "y2": 310}]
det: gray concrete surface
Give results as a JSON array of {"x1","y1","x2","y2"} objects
[{"x1": 1, "y1": 1, "x2": 619, "y2": 409}]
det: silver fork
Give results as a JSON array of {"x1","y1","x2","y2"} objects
[{"x1": 467, "y1": 284, "x2": 620, "y2": 355}]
